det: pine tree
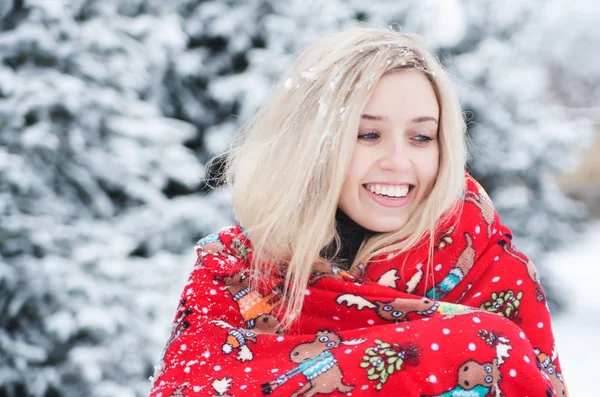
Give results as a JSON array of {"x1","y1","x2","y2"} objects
[{"x1": 0, "y1": 1, "x2": 228, "y2": 396}]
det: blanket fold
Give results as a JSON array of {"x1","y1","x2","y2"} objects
[{"x1": 149, "y1": 174, "x2": 567, "y2": 397}]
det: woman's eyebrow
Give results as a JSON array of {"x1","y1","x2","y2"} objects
[
  {"x1": 361, "y1": 114, "x2": 438, "y2": 124},
  {"x1": 411, "y1": 116, "x2": 438, "y2": 124},
  {"x1": 361, "y1": 114, "x2": 386, "y2": 121}
]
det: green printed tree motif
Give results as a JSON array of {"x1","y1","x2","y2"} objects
[
  {"x1": 481, "y1": 290, "x2": 524, "y2": 320},
  {"x1": 360, "y1": 340, "x2": 422, "y2": 390}
]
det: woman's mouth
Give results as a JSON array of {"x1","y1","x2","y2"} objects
[{"x1": 363, "y1": 183, "x2": 414, "y2": 207}]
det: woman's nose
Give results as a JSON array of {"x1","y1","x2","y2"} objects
[{"x1": 379, "y1": 141, "x2": 411, "y2": 172}]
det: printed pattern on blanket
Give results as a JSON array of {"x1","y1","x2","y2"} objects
[{"x1": 149, "y1": 174, "x2": 568, "y2": 397}]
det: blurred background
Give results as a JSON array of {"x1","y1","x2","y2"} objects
[{"x1": 0, "y1": 0, "x2": 598, "y2": 396}]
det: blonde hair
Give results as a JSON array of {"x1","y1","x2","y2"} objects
[{"x1": 225, "y1": 27, "x2": 467, "y2": 329}]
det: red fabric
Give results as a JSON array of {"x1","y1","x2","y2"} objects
[{"x1": 149, "y1": 174, "x2": 568, "y2": 397}]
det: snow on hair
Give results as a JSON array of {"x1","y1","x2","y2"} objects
[{"x1": 225, "y1": 27, "x2": 466, "y2": 329}]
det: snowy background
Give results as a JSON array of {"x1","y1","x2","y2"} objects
[{"x1": 0, "y1": 0, "x2": 598, "y2": 396}]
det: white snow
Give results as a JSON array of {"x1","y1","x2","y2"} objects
[{"x1": 544, "y1": 221, "x2": 600, "y2": 394}]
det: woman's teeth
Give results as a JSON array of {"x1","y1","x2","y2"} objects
[{"x1": 366, "y1": 184, "x2": 410, "y2": 198}]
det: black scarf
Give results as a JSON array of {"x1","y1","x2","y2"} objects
[{"x1": 331, "y1": 209, "x2": 375, "y2": 269}]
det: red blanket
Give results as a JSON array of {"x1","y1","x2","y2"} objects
[{"x1": 149, "y1": 175, "x2": 567, "y2": 397}]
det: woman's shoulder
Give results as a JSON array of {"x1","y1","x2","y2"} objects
[{"x1": 194, "y1": 224, "x2": 253, "y2": 275}]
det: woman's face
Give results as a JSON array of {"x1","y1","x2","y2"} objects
[{"x1": 338, "y1": 70, "x2": 440, "y2": 232}]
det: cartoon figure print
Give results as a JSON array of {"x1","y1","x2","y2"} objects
[
  {"x1": 196, "y1": 233, "x2": 228, "y2": 262},
  {"x1": 336, "y1": 294, "x2": 440, "y2": 322},
  {"x1": 261, "y1": 330, "x2": 365, "y2": 396},
  {"x1": 211, "y1": 270, "x2": 283, "y2": 362},
  {"x1": 424, "y1": 330, "x2": 512, "y2": 397},
  {"x1": 309, "y1": 264, "x2": 360, "y2": 286},
  {"x1": 210, "y1": 320, "x2": 261, "y2": 361},
  {"x1": 427, "y1": 233, "x2": 476, "y2": 299},
  {"x1": 163, "y1": 379, "x2": 235, "y2": 397},
  {"x1": 216, "y1": 270, "x2": 282, "y2": 331},
  {"x1": 535, "y1": 347, "x2": 567, "y2": 396},
  {"x1": 464, "y1": 177, "x2": 496, "y2": 238},
  {"x1": 498, "y1": 233, "x2": 545, "y2": 302}
]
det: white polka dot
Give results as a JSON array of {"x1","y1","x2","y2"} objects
[
  {"x1": 524, "y1": 356, "x2": 530, "y2": 363},
  {"x1": 244, "y1": 367, "x2": 252, "y2": 373},
  {"x1": 519, "y1": 332, "x2": 526, "y2": 339},
  {"x1": 202, "y1": 307, "x2": 208, "y2": 314},
  {"x1": 180, "y1": 344, "x2": 187, "y2": 351},
  {"x1": 431, "y1": 343, "x2": 439, "y2": 351},
  {"x1": 240, "y1": 385, "x2": 247, "y2": 390},
  {"x1": 367, "y1": 319, "x2": 375, "y2": 325},
  {"x1": 332, "y1": 316, "x2": 340, "y2": 321},
  {"x1": 304, "y1": 289, "x2": 311, "y2": 295},
  {"x1": 277, "y1": 336, "x2": 285, "y2": 342},
  {"x1": 209, "y1": 289, "x2": 217, "y2": 295},
  {"x1": 422, "y1": 318, "x2": 430, "y2": 322},
  {"x1": 426, "y1": 375, "x2": 438, "y2": 383},
  {"x1": 361, "y1": 385, "x2": 369, "y2": 390},
  {"x1": 517, "y1": 279, "x2": 523, "y2": 285},
  {"x1": 435, "y1": 264, "x2": 443, "y2": 271},
  {"x1": 468, "y1": 343, "x2": 476, "y2": 351},
  {"x1": 492, "y1": 276, "x2": 500, "y2": 282},
  {"x1": 473, "y1": 292, "x2": 481, "y2": 298},
  {"x1": 271, "y1": 368, "x2": 279, "y2": 373},
  {"x1": 537, "y1": 322, "x2": 544, "y2": 328},
  {"x1": 475, "y1": 226, "x2": 481, "y2": 234},
  {"x1": 493, "y1": 229, "x2": 497, "y2": 234},
  {"x1": 494, "y1": 256, "x2": 499, "y2": 261},
  {"x1": 345, "y1": 349, "x2": 352, "y2": 354},
  {"x1": 443, "y1": 328, "x2": 450, "y2": 335},
  {"x1": 184, "y1": 367, "x2": 190, "y2": 373},
  {"x1": 193, "y1": 386, "x2": 201, "y2": 392},
  {"x1": 214, "y1": 365, "x2": 221, "y2": 371},
  {"x1": 509, "y1": 369, "x2": 517, "y2": 377},
  {"x1": 472, "y1": 317, "x2": 481, "y2": 323},
  {"x1": 396, "y1": 327, "x2": 405, "y2": 332}
]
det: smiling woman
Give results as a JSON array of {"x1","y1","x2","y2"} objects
[
  {"x1": 339, "y1": 71, "x2": 441, "y2": 233},
  {"x1": 149, "y1": 27, "x2": 568, "y2": 397}
]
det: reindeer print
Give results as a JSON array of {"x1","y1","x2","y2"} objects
[
  {"x1": 210, "y1": 320, "x2": 260, "y2": 362},
  {"x1": 498, "y1": 233, "x2": 545, "y2": 302},
  {"x1": 336, "y1": 294, "x2": 440, "y2": 322},
  {"x1": 425, "y1": 330, "x2": 512, "y2": 397},
  {"x1": 463, "y1": 176, "x2": 495, "y2": 238},
  {"x1": 535, "y1": 347, "x2": 567, "y2": 397},
  {"x1": 261, "y1": 330, "x2": 365, "y2": 396},
  {"x1": 427, "y1": 233, "x2": 476, "y2": 299},
  {"x1": 216, "y1": 270, "x2": 282, "y2": 331},
  {"x1": 197, "y1": 233, "x2": 227, "y2": 255}
]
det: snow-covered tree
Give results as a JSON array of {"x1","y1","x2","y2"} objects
[{"x1": 0, "y1": 1, "x2": 228, "y2": 396}]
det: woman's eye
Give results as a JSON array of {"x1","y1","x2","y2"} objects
[
  {"x1": 358, "y1": 131, "x2": 379, "y2": 140},
  {"x1": 412, "y1": 134, "x2": 434, "y2": 143}
]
